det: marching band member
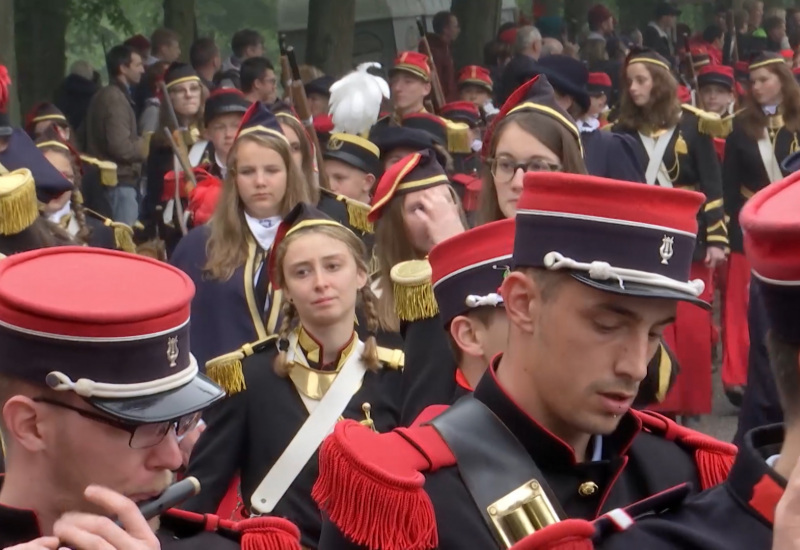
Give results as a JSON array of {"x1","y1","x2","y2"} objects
[
  {"x1": 727, "y1": 51, "x2": 800, "y2": 439},
  {"x1": 196, "y1": 88, "x2": 250, "y2": 179},
  {"x1": 141, "y1": 62, "x2": 206, "y2": 252},
  {"x1": 315, "y1": 172, "x2": 735, "y2": 550},
  {"x1": 457, "y1": 65, "x2": 495, "y2": 112},
  {"x1": 184, "y1": 203, "x2": 403, "y2": 548},
  {"x1": 613, "y1": 48, "x2": 727, "y2": 419},
  {"x1": 170, "y1": 101, "x2": 312, "y2": 368},
  {"x1": 36, "y1": 134, "x2": 135, "y2": 252},
  {"x1": 368, "y1": 149, "x2": 465, "y2": 333}
]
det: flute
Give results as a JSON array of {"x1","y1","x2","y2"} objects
[{"x1": 115, "y1": 476, "x2": 201, "y2": 526}]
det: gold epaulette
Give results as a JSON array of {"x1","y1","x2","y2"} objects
[
  {"x1": 377, "y1": 346, "x2": 404, "y2": 370},
  {"x1": 332, "y1": 192, "x2": 373, "y2": 234},
  {"x1": 205, "y1": 335, "x2": 278, "y2": 396},
  {"x1": 681, "y1": 104, "x2": 736, "y2": 138},
  {"x1": 83, "y1": 208, "x2": 135, "y2": 253},
  {"x1": 80, "y1": 155, "x2": 118, "y2": 187},
  {"x1": 390, "y1": 259, "x2": 438, "y2": 322},
  {"x1": 443, "y1": 118, "x2": 471, "y2": 154}
]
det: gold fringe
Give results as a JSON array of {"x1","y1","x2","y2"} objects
[
  {"x1": 346, "y1": 200, "x2": 373, "y2": 234},
  {"x1": 136, "y1": 239, "x2": 167, "y2": 261},
  {"x1": 99, "y1": 163, "x2": 118, "y2": 187},
  {"x1": 445, "y1": 120, "x2": 471, "y2": 154},
  {"x1": 392, "y1": 280, "x2": 438, "y2": 322},
  {"x1": 683, "y1": 104, "x2": 736, "y2": 138},
  {"x1": 0, "y1": 170, "x2": 39, "y2": 236},
  {"x1": 206, "y1": 358, "x2": 247, "y2": 396}
]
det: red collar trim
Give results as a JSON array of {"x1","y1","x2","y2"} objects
[{"x1": 455, "y1": 368, "x2": 473, "y2": 391}]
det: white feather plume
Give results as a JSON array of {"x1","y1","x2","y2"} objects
[{"x1": 329, "y1": 62, "x2": 390, "y2": 135}]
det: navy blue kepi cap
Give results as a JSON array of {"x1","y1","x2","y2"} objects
[
  {"x1": 515, "y1": 171, "x2": 710, "y2": 308},
  {"x1": 0, "y1": 129, "x2": 73, "y2": 202}
]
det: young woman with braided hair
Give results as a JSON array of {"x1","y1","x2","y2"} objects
[
  {"x1": 183, "y1": 203, "x2": 402, "y2": 549},
  {"x1": 35, "y1": 133, "x2": 135, "y2": 253}
]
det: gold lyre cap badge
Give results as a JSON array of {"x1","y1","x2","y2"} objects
[
  {"x1": 659, "y1": 235, "x2": 674, "y2": 265},
  {"x1": 167, "y1": 336, "x2": 179, "y2": 368}
]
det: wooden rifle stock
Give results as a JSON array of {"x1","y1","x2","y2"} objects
[
  {"x1": 416, "y1": 18, "x2": 445, "y2": 113},
  {"x1": 683, "y1": 34, "x2": 704, "y2": 110},
  {"x1": 285, "y1": 45, "x2": 329, "y2": 189}
]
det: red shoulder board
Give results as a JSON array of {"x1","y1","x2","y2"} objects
[
  {"x1": 632, "y1": 409, "x2": 737, "y2": 490},
  {"x1": 508, "y1": 519, "x2": 596, "y2": 549},
  {"x1": 312, "y1": 417, "x2": 457, "y2": 550}
]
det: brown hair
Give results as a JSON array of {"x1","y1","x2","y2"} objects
[
  {"x1": 373, "y1": 184, "x2": 467, "y2": 331},
  {"x1": 204, "y1": 133, "x2": 312, "y2": 281},
  {"x1": 0, "y1": 218, "x2": 75, "y2": 256},
  {"x1": 617, "y1": 62, "x2": 682, "y2": 132},
  {"x1": 477, "y1": 111, "x2": 587, "y2": 225},
  {"x1": 277, "y1": 114, "x2": 324, "y2": 198},
  {"x1": 766, "y1": 330, "x2": 800, "y2": 421},
  {"x1": 270, "y1": 224, "x2": 380, "y2": 375},
  {"x1": 738, "y1": 63, "x2": 800, "y2": 140}
]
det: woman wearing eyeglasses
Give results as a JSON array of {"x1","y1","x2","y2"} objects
[
  {"x1": 140, "y1": 63, "x2": 207, "y2": 254},
  {"x1": 477, "y1": 75, "x2": 587, "y2": 225},
  {"x1": 183, "y1": 203, "x2": 402, "y2": 548},
  {"x1": 611, "y1": 49, "x2": 727, "y2": 419}
]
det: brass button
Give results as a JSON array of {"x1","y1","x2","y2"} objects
[{"x1": 578, "y1": 481, "x2": 599, "y2": 497}]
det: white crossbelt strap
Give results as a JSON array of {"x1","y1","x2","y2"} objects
[
  {"x1": 757, "y1": 129, "x2": 783, "y2": 183},
  {"x1": 639, "y1": 126, "x2": 677, "y2": 187},
  {"x1": 249, "y1": 334, "x2": 368, "y2": 515},
  {"x1": 189, "y1": 140, "x2": 208, "y2": 167}
]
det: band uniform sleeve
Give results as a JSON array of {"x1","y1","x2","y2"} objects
[
  {"x1": 182, "y1": 390, "x2": 249, "y2": 513},
  {"x1": 722, "y1": 131, "x2": 745, "y2": 251},
  {"x1": 690, "y1": 125, "x2": 728, "y2": 250}
]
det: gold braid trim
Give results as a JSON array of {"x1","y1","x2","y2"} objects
[
  {"x1": 204, "y1": 336, "x2": 277, "y2": 396},
  {"x1": 345, "y1": 199, "x2": 374, "y2": 234}
]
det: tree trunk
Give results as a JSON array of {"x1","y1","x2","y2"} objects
[
  {"x1": 451, "y1": 0, "x2": 502, "y2": 69},
  {"x1": 163, "y1": 0, "x2": 196, "y2": 63},
  {"x1": 305, "y1": 0, "x2": 356, "y2": 76},
  {"x1": 14, "y1": 0, "x2": 68, "y2": 117},
  {"x1": 0, "y1": 0, "x2": 19, "y2": 125}
]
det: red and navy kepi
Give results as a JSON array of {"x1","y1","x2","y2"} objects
[
  {"x1": 697, "y1": 65, "x2": 734, "y2": 91},
  {"x1": 0, "y1": 247, "x2": 224, "y2": 423},
  {"x1": 441, "y1": 101, "x2": 481, "y2": 128},
  {"x1": 514, "y1": 172, "x2": 709, "y2": 308},
  {"x1": 429, "y1": 219, "x2": 515, "y2": 326},
  {"x1": 587, "y1": 72, "x2": 612, "y2": 97},
  {"x1": 741, "y1": 169, "x2": 800, "y2": 343},
  {"x1": 235, "y1": 100, "x2": 287, "y2": 143}
]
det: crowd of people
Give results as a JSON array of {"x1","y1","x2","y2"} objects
[{"x1": 4, "y1": 0, "x2": 800, "y2": 548}]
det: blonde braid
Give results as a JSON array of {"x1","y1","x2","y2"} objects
[
  {"x1": 70, "y1": 200, "x2": 92, "y2": 245},
  {"x1": 272, "y1": 301, "x2": 298, "y2": 377},
  {"x1": 359, "y1": 286, "x2": 380, "y2": 371}
]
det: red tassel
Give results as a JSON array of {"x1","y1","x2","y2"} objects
[
  {"x1": 238, "y1": 517, "x2": 301, "y2": 550},
  {"x1": 682, "y1": 434, "x2": 737, "y2": 490},
  {"x1": 509, "y1": 520, "x2": 596, "y2": 550},
  {"x1": 312, "y1": 421, "x2": 438, "y2": 550}
]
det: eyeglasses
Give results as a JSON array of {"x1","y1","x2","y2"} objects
[
  {"x1": 488, "y1": 156, "x2": 563, "y2": 184},
  {"x1": 33, "y1": 397, "x2": 201, "y2": 449}
]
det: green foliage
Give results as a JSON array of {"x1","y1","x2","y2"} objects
[{"x1": 64, "y1": 0, "x2": 280, "y2": 81}]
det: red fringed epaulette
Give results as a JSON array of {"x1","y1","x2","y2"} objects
[
  {"x1": 633, "y1": 409, "x2": 737, "y2": 490},
  {"x1": 236, "y1": 516, "x2": 302, "y2": 550},
  {"x1": 312, "y1": 418, "x2": 457, "y2": 550},
  {"x1": 508, "y1": 519, "x2": 596, "y2": 550}
]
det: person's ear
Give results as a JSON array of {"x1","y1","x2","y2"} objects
[
  {"x1": 450, "y1": 315, "x2": 484, "y2": 359},
  {"x1": 500, "y1": 271, "x2": 543, "y2": 335},
  {"x1": 423, "y1": 82, "x2": 432, "y2": 97},
  {"x1": 363, "y1": 173, "x2": 376, "y2": 197},
  {"x1": 3, "y1": 396, "x2": 48, "y2": 453}
]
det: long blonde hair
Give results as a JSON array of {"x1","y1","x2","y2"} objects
[
  {"x1": 204, "y1": 133, "x2": 312, "y2": 281},
  {"x1": 277, "y1": 113, "x2": 323, "y2": 199},
  {"x1": 270, "y1": 224, "x2": 380, "y2": 375}
]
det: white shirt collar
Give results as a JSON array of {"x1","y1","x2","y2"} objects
[
  {"x1": 766, "y1": 454, "x2": 780, "y2": 468},
  {"x1": 579, "y1": 117, "x2": 601, "y2": 134},
  {"x1": 244, "y1": 212, "x2": 282, "y2": 251},
  {"x1": 47, "y1": 201, "x2": 72, "y2": 224},
  {"x1": 215, "y1": 152, "x2": 228, "y2": 179},
  {"x1": 763, "y1": 105, "x2": 779, "y2": 116}
]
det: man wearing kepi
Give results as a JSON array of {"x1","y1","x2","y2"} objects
[
  {"x1": 0, "y1": 246, "x2": 301, "y2": 549},
  {"x1": 314, "y1": 172, "x2": 736, "y2": 550},
  {"x1": 505, "y1": 154, "x2": 800, "y2": 550}
]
